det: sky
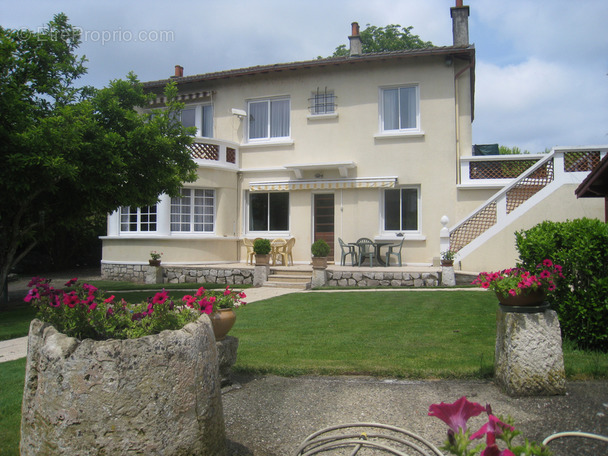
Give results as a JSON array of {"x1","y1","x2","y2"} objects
[{"x1": 2, "y1": 0, "x2": 607, "y2": 153}]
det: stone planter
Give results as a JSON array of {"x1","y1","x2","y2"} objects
[
  {"x1": 255, "y1": 253, "x2": 270, "y2": 265},
  {"x1": 21, "y1": 316, "x2": 226, "y2": 455}
]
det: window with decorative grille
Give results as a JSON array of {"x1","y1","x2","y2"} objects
[{"x1": 309, "y1": 88, "x2": 336, "y2": 115}]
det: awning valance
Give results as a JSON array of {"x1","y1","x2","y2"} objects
[{"x1": 249, "y1": 177, "x2": 397, "y2": 192}]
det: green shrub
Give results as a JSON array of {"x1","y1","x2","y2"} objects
[
  {"x1": 253, "y1": 238, "x2": 271, "y2": 255},
  {"x1": 311, "y1": 239, "x2": 330, "y2": 257},
  {"x1": 516, "y1": 218, "x2": 608, "y2": 351}
]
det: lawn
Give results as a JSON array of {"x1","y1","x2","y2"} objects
[{"x1": 1, "y1": 289, "x2": 607, "y2": 454}]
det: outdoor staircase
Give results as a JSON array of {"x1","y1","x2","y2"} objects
[
  {"x1": 450, "y1": 146, "x2": 607, "y2": 262},
  {"x1": 264, "y1": 267, "x2": 312, "y2": 289}
]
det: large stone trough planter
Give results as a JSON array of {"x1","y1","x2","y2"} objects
[{"x1": 20, "y1": 315, "x2": 226, "y2": 455}]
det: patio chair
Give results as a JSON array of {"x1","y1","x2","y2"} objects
[
  {"x1": 338, "y1": 238, "x2": 358, "y2": 266},
  {"x1": 271, "y1": 238, "x2": 288, "y2": 265},
  {"x1": 243, "y1": 238, "x2": 255, "y2": 265},
  {"x1": 356, "y1": 238, "x2": 376, "y2": 267},
  {"x1": 285, "y1": 237, "x2": 295, "y2": 266},
  {"x1": 384, "y1": 237, "x2": 405, "y2": 266}
]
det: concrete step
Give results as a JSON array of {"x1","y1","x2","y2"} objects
[
  {"x1": 268, "y1": 274, "x2": 312, "y2": 283},
  {"x1": 263, "y1": 281, "x2": 311, "y2": 290}
]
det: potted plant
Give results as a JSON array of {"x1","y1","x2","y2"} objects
[
  {"x1": 181, "y1": 285, "x2": 246, "y2": 341},
  {"x1": 253, "y1": 238, "x2": 271, "y2": 265},
  {"x1": 311, "y1": 239, "x2": 330, "y2": 269},
  {"x1": 440, "y1": 249, "x2": 456, "y2": 267},
  {"x1": 149, "y1": 250, "x2": 162, "y2": 266},
  {"x1": 472, "y1": 259, "x2": 564, "y2": 307}
]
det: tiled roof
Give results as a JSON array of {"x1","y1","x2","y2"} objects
[{"x1": 143, "y1": 45, "x2": 475, "y2": 89}]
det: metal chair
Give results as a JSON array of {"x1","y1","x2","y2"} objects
[
  {"x1": 338, "y1": 238, "x2": 358, "y2": 266},
  {"x1": 296, "y1": 423, "x2": 443, "y2": 455},
  {"x1": 356, "y1": 238, "x2": 376, "y2": 267},
  {"x1": 384, "y1": 237, "x2": 405, "y2": 266}
]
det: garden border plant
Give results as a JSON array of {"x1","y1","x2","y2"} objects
[
  {"x1": 24, "y1": 277, "x2": 246, "y2": 340},
  {"x1": 515, "y1": 218, "x2": 608, "y2": 351}
]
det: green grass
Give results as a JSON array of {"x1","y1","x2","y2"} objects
[
  {"x1": 0, "y1": 358, "x2": 26, "y2": 456},
  {"x1": 231, "y1": 291, "x2": 498, "y2": 378},
  {"x1": 0, "y1": 307, "x2": 37, "y2": 341}
]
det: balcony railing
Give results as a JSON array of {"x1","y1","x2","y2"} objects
[
  {"x1": 188, "y1": 138, "x2": 239, "y2": 168},
  {"x1": 451, "y1": 147, "x2": 606, "y2": 253}
]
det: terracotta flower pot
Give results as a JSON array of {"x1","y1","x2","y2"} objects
[
  {"x1": 210, "y1": 308, "x2": 236, "y2": 341},
  {"x1": 496, "y1": 289, "x2": 547, "y2": 307}
]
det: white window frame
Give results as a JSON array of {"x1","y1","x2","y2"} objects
[
  {"x1": 119, "y1": 205, "x2": 158, "y2": 233},
  {"x1": 170, "y1": 188, "x2": 216, "y2": 234},
  {"x1": 378, "y1": 84, "x2": 421, "y2": 135},
  {"x1": 381, "y1": 186, "x2": 421, "y2": 235},
  {"x1": 246, "y1": 191, "x2": 290, "y2": 235},
  {"x1": 247, "y1": 97, "x2": 291, "y2": 143},
  {"x1": 171, "y1": 104, "x2": 214, "y2": 138}
]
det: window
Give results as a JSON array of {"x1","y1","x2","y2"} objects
[
  {"x1": 383, "y1": 188, "x2": 419, "y2": 232},
  {"x1": 120, "y1": 206, "x2": 157, "y2": 232},
  {"x1": 171, "y1": 188, "x2": 215, "y2": 232},
  {"x1": 176, "y1": 105, "x2": 213, "y2": 137},
  {"x1": 249, "y1": 192, "x2": 289, "y2": 232},
  {"x1": 248, "y1": 98, "x2": 290, "y2": 141},
  {"x1": 309, "y1": 88, "x2": 336, "y2": 115},
  {"x1": 381, "y1": 86, "x2": 418, "y2": 132}
]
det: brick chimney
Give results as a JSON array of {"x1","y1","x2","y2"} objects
[
  {"x1": 450, "y1": 1, "x2": 470, "y2": 46},
  {"x1": 349, "y1": 22, "x2": 362, "y2": 56},
  {"x1": 173, "y1": 65, "x2": 184, "y2": 78}
]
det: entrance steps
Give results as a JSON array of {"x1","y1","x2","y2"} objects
[{"x1": 264, "y1": 267, "x2": 312, "y2": 289}]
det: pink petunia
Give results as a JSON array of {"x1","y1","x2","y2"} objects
[
  {"x1": 508, "y1": 289, "x2": 517, "y2": 296},
  {"x1": 182, "y1": 295, "x2": 196, "y2": 308},
  {"x1": 471, "y1": 414, "x2": 514, "y2": 444},
  {"x1": 152, "y1": 290, "x2": 169, "y2": 305},
  {"x1": 88, "y1": 302, "x2": 98, "y2": 312},
  {"x1": 63, "y1": 292, "x2": 80, "y2": 308},
  {"x1": 542, "y1": 259, "x2": 553, "y2": 267},
  {"x1": 428, "y1": 396, "x2": 488, "y2": 433},
  {"x1": 239, "y1": 292, "x2": 247, "y2": 299},
  {"x1": 195, "y1": 287, "x2": 206, "y2": 297},
  {"x1": 64, "y1": 278, "x2": 78, "y2": 287},
  {"x1": 481, "y1": 281, "x2": 490, "y2": 289},
  {"x1": 104, "y1": 295, "x2": 115, "y2": 303},
  {"x1": 480, "y1": 445, "x2": 515, "y2": 456}
]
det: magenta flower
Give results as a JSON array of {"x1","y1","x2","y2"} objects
[
  {"x1": 224, "y1": 286, "x2": 232, "y2": 296},
  {"x1": 63, "y1": 292, "x2": 80, "y2": 308},
  {"x1": 542, "y1": 259, "x2": 553, "y2": 267},
  {"x1": 64, "y1": 278, "x2": 78, "y2": 287},
  {"x1": 152, "y1": 290, "x2": 169, "y2": 305},
  {"x1": 182, "y1": 295, "x2": 196, "y2": 307},
  {"x1": 471, "y1": 414, "x2": 514, "y2": 447},
  {"x1": 106, "y1": 307, "x2": 114, "y2": 317},
  {"x1": 88, "y1": 302, "x2": 98, "y2": 312},
  {"x1": 104, "y1": 295, "x2": 115, "y2": 303},
  {"x1": 82, "y1": 283, "x2": 98, "y2": 294},
  {"x1": 24, "y1": 288, "x2": 40, "y2": 303},
  {"x1": 239, "y1": 292, "x2": 247, "y2": 299},
  {"x1": 480, "y1": 445, "x2": 515, "y2": 456},
  {"x1": 428, "y1": 396, "x2": 488, "y2": 433},
  {"x1": 195, "y1": 287, "x2": 206, "y2": 297},
  {"x1": 198, "y1": 298, "x2": 213, "y2": 315}
]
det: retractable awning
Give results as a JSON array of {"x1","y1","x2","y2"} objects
[{"x1": 249, "y1": 177, "x2": 397, "y2": 191}]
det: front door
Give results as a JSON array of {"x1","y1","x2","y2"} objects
[{"x1": 313, "y1": 193, "x2": 335, "y2": 260}]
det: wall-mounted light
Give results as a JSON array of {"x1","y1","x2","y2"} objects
[{"x1": 231, "y1": 108, "x2": 247, "y2": 118}]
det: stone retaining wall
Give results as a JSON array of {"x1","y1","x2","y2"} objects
[
  {"x1": 327, "y1": 270, "x2": 439, "y2": 287},
  {"x1": 102, "y1": 263, "x2": 254, "y2": 285}
]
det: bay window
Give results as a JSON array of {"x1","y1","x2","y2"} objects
[
  {"x1": 171, "y1": 188, "x2": 215, "y2": 232},
  {"x1": 120, "y1": 206, "x2": 157, "y2": 232}
]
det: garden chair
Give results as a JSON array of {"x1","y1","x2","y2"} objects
[
  {"x1": 243, "y1": 238, "x2": 255, "y2": 265},
  {"x1": 356, "y1": 238, "x2": 376, "y2": 267},
  {"x1": 271, "y1": 238, "x2": 288, "y2": 265},
  {"x1": 384, "y1": 237, "x2": 405, "y2": 266},
  {"x1": 285, "y1": 237, "x2": 295, "y2": 266},
  {"x1": 338, "y1": 238, "x2": 358, "y2": 266}
]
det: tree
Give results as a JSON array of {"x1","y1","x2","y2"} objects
[
  {"x1": 329, "y1": 24, "x2": 433, "y2": 57},
  {"x1": 0, "y1": 14, "x2": 197, "y2": 305}
]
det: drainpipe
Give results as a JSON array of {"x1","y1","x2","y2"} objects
[
  {"x1": 236, "y1": 171, "x2": 243, "y2": 262},
  {"x1": 454, "y1": 56, "x2": 475, "y2": 184}
]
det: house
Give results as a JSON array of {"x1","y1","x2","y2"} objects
[{"x1": 100, "y1": 1, "x2": 605, "y2": 281}]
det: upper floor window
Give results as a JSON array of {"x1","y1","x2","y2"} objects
[
  {"x1": 383, "y1": 187, "x2": 419, "y2": 232},
  {"x1": 248, "y1": 192, "x2": 289, "y2": 232},
  {"x1": 248, "y1": 97, "x2": 290, "y2": 141},
  {"x1": 309, "y1": 88, "x2": 336, "y2": 115},
  {"x1": 120, "y1": 205, "x2": 157, "y2": 232},
  {"x1": 380, "y1": 86, "x2": 419, "y2": 132},
  {"x1": 177, "y1": 104, "x2": 213, "y2": 137},
  {"x1": 171, "y1": 188, "x2": 215, "y2": 232}
]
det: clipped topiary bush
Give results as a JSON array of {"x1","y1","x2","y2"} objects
[{"x1": 515, "y1": 218, "x2": 608, "y2": 351}]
